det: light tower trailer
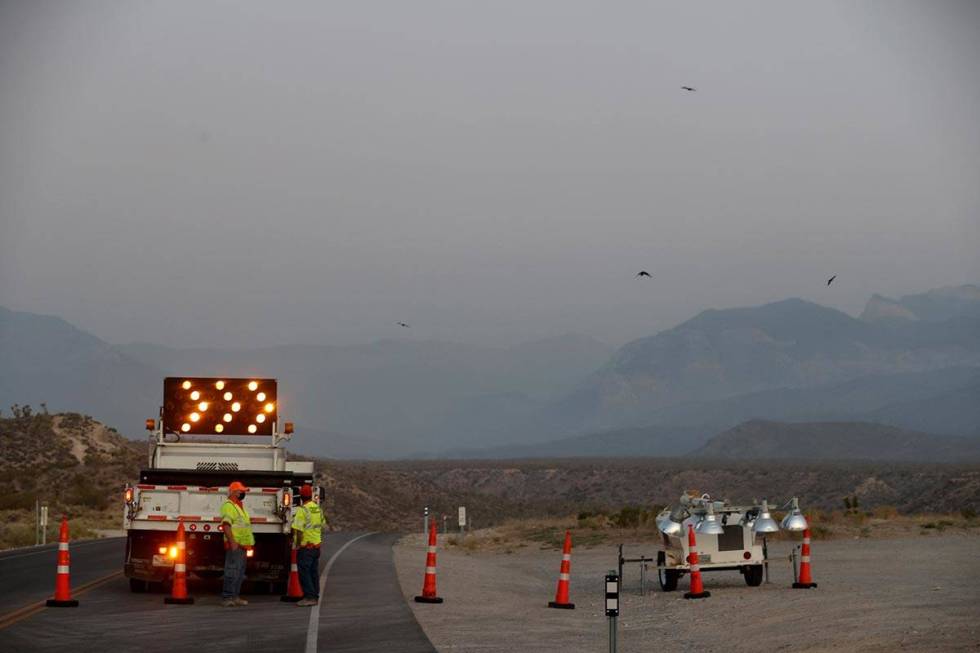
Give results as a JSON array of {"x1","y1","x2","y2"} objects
[
  {"x1": 654, "y1": 494, "x2": 776, "y2": 591},
  {"x1": 122, "y1": 377, "x2": 319, "y2": 594}
]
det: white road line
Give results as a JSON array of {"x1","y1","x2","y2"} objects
[
  {"x1": 305, "y1": 532, "x2": 377, "y2": 653},
  {"x1": 0, "y1": 538, "x2": 123, "y2": 562}
]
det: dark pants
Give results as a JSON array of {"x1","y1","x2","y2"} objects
[
  {"x1": 222, "y1": 548, "x2": 246, "y2": 599},
  {"x1": 296, "y1": 546, "x2": 320, "y2": 600}
]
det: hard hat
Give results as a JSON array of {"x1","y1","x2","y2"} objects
[
  {"x1": 228, "y1": 481, "x2": 248, "y2": 493},
  {"x1": 300, "y1": 484, "x2": 313, "y2": 498}
]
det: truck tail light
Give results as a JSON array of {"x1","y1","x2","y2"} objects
[
  {"x1": 158, "y1": 546, "x2": 167, "y2": 555},
  {"x1": 168, "y1": 546, "x2": 178, "y2": 559},
  {"x1": 282, "y1": 492, "x2": 291, "y2": 507},
  {"x1": 125, "y1": 487, "x2": 133, "y2": 503},
  {"x1": 246, "y1": 549, "x2": 254, "y2": 558}
]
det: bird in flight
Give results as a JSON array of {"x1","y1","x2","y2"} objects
[
  {"x1": 636, "y1": 271, "x2": 652, "y2": 278},
  {"x1": 396, "y1": 322, "x2": 410, "y2": 328},
  {"x1": 827, "y1": 275, "x2": 837, "y2": 286},
  {"x1": 681, "y1": 86, "x2": 696, "y2": 92}
]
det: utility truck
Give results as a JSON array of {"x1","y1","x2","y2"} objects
[
  {"x1": 653, "y1": 492, "x2": 809, "y2": 591},
  {"x1": 123, "y1": 377, "x2": 317, "y2": 593}
]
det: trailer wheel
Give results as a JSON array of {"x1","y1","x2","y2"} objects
[
  {"x1": 743, "y1": 565, "x2": 764, "y2": 587},
  {"x1": 657, "y1": 551, "x2": 679, "y2": 592},
  {"x1": 129, "y1": 579, "x2": 147, "y2": 593}
]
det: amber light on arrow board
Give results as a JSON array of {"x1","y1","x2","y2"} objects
[{"x1": 163, "y1": 377, "x2": 277, "y2": 436}]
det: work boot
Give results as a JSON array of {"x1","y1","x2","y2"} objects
[
  {"x1": 296, "y1": 598, "x2": 318, "y2": 606},
  {"x1": 221, "y1": 599, "x2": 237, "y2": 607},
  {"x1": 234, "y1": 597, "x2": 249, "y2": 606}
]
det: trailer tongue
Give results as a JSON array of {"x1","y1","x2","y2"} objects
[{"x1": 122, "y1": 377, "x2": 318, "y2": 593}]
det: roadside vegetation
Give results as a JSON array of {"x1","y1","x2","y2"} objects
[
  {"x1": 2, "y1": 410, "x2": 979, "y2": 550},
  {"x1": 439, "y1": 505, "x2": 980, "y2": 554},
  {"x1": 0, "y1": 407, "x2": 143, "y2": 549}
]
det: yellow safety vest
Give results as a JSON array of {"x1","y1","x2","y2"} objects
[
  {"x1": 291, "y1": 501, "x2": 325, "y2": 546},
  {"x1": 220, "y1": 500, "x2": 255, "y2": 546}
]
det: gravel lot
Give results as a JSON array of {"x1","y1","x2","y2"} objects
[{"x1": 395, "y1": 532, "x2": 980, "y2": 652}]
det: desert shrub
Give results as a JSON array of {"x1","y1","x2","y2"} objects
[
  {"x1": 0, "y1": 521, "x2": 36, "y2": 548},
  {"x1": 0, "y1": 492, "x2": 37, "y2": 511},
  {"x1": 873, "y1": 505, "x2": 899, "y2": 519},
  {"x1": 578, "y1": 514, "x2": 609, "y2": 530},
  {"x1": 614, "y1": 506, "x2": 642, "y2": 528},
  {"x1": 610, "y1": 505, "x2": 657, "y2": 529},
  {"x1": 65, "y1": 476, "x2": 109, "y2": 510},
  {"x1": 961, "y1": 507, "x2": 977, "y2": 520}
]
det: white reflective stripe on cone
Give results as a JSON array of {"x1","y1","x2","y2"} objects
[
  {"x1": 801, "y1": 556, "x2": 811, "y2": 563},
  {"x1": 559, "y1": 573, "x2": 570, "y2": 581},
  {"x1": 174, "y1": 564, "x2": 186, "y2": 573},
  {"x1": 58, "y1": 543, "x2": 69, "y2": 551},
  {"x1": 562, "y1": 554, "x2": 571, "y2": 561},
  {"x1": 57, "y1": 565, "x2": 70, "y2": 574},
  {"x1": 177, "y1": 541, "x2": 186, "y2": 549},
  {"x1": 690, "y1": 565, "x2": 699, "y2": 572},
  {"x1": 803, "y1": 537, "x2": 811, "y2": 544},
  {"x1": 427, "y1": 546, "x2": 437, "y2": 553},
  {"x1": 291, "y1": 564, "x2": 299, "y2": 571},
  {"x1": 425, "y1": 567, "x2": 437, "y2": 574}
]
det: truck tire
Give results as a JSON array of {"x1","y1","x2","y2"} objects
[
  {"x1": 657, "y1": 551, "x2": 679, "y2": 592},
  {"x1": 743, "y1": 564, "x2": 764, "y2": 587},
  {"x1": 129, "y1": 579, "x2": 148, "y2": 593}
]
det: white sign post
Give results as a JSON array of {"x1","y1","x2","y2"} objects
[
  {"x1": 40, "y1": 505, "x2": 49, "y2": 545},
  {"x1": 457, "y1": 506, "x2": 466, "y2": 532}
]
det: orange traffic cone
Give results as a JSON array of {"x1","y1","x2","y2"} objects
[
  {"x1": 548, "y1": 530, "x2": 575, "y2": 609},
  {"x1": 793, "y1": 527, "x2": 818, "y2": 589},
  {"x1": 46, "y1": 516, "x2": 78, "y2": 607},
  {"x1": 684, "y1": 524, "x2": 710, "y2": 600},
  {"x1": 164, "y1": 521, "x2": 194, "y2": 604},
  {"x1": 281, "y1": 547, "x2": 304, "y2": 602},
  {"x1": 414, "y1": 520, "x2": 443, "y2": 603}
]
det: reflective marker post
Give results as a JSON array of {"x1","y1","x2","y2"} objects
[
  {"x1": 605, "y1": 570, "x2": 620, "y2": 653},
  {"x1": 423, "y1": 505, "x2": 429, "y2": 536},
  {"x1": 40, "y1": 505, "x2": 49, "y2": 545}
]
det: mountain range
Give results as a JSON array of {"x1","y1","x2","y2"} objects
[{"x1": 1, "y1": 283, "x2": 978, "y2": 459}]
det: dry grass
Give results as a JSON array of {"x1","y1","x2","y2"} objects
[
  {"x1": 0, "y1": 507, "x2": 123, "y2": 549},
  {"x1": 437, "y1": 508, "x2": 980, "y2": 555}
]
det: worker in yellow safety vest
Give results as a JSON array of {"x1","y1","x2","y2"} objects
[
  {"x1": 291, "y1": 484, "x2": 327, "y2": 606},
  {"x1": 220, "y1": 480, "x2": 254, "y2": 607}
]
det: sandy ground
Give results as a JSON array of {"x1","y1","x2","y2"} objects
[{"x1": 395, "y1": 532, "x2": 980, "y2": 652}]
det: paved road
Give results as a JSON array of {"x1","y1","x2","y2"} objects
[{"x1": 0, "y1": 532, "x2": 435, "y2": 653}]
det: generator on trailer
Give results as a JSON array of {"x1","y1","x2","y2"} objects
[
  {"x1": 122, "y1": 377, "x2": 319, "y2": 593},
  {"x1": 653, "y1": 492, "x2": 808, "y2": 591}
]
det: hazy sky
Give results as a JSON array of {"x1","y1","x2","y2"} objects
[{"x1": 1, "y1": 1, "x2": 978, "y2": 348}]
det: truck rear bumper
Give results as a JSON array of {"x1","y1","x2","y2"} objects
[{"x1": 124, "y1": 531, "x2": 290, "y2": 582}]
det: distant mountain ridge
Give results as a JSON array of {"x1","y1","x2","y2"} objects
[
  {"x1": 3, "y1": 283, "x2": 979, "y2": 459},
  {"x1": 693, "y1": 420, "x2": 980, "y2": 463},
  {"x1": 861, "y1": 284, "x2": 980, "y2": 323},
  {"x1": 550, "y1": 290, "x2": 980, "y2": 437}
]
